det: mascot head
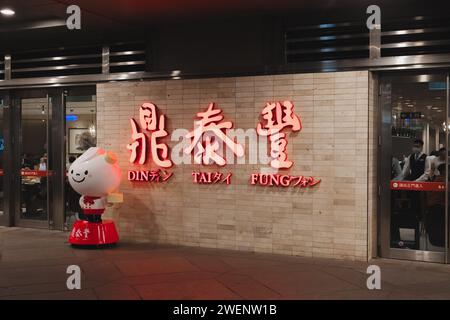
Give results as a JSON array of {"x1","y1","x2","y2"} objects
[{"x1": 69, "y1": 147, "x2": 122, "y2": 197}]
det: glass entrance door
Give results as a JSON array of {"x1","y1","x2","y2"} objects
[
  {"x1": 379, "y1": 72, "x2": 449, "y2": 263},
  {"x1": 17, "y1": 94, "x2": 52, "y2": 227},
  {"x1": 8, "y1": 89, "x2": 66, "y2": 229},
  {"x1": 0, "y1": 87, "x2": 94, "y2": 230}
]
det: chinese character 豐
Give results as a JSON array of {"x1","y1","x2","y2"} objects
[
  {"x1": 184, "y1": 103, "x2": 244, "y2": 166},
  {"x1": 257, "y1": 101, "x2": 302, "y2": 169}
]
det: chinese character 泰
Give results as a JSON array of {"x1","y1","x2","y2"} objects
[
  {"x1": 127, "y1": 103, "x2": 172, "y2": 168},
  {"x1": 184, "y1": 103, "x2": 244, "y2": 166},
  {"x1": 256, "y1": 101, "x2": 301, "y2": 169}
]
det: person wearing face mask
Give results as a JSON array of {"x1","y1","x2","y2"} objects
[{"x1": 399, "y1": 139, "x2": 427, "y2": 181}]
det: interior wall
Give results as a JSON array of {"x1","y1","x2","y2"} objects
[
  {"x1": 22, "y1": 119, "x2": 47, "y2": 162},
  {"x1": 65, "y1": 115, "x2": 95, "y2": 161}
]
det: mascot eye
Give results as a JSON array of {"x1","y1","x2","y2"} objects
[
  {"x1": 71, "y1": 170, "x2": 73, "y2": 174},
  {"x1": 84, "y1": 170, "x2": 88, "y2": 175}
]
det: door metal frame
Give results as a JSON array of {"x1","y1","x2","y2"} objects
[
  {"x1": 13, "y1": 89, "x2": 56, "y2": 229},
  {"x1": 0, "y1": 92, "x2": 12, "y2": 227},
  {"x1": 378, "y1": 71, "x2": 449, "y2": 263}
]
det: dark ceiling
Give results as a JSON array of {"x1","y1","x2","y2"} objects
[{"x1": 0, "y1": 0, "x2": 447, "y2": 52}]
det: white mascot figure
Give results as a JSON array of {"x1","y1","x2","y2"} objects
[{"x1": 68, "y1": 147, "x2": 122, "y2": 246}]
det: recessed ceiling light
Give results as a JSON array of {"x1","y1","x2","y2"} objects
[{"x1": 0, "y1": 8, "x2": 15, "y2": 16}]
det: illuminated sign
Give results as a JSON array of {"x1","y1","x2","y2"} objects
[
  {"x1": 127, "y1": 169, "x2": 173, "y2": 183},
  {"x1": 251, "y1": 174, "x2": 320, "y2": 188},
  {"x1": 127, "y1": 103, "x2": 172, "y2": 168},
  {"x1": 191, "y1": 171, "x2": 232, "y2": 185},
  {"x1": 184, "y1": 103, "x2": 244, "y2": 166},
  {"x1": 256, "y1": 101, "x2": 301, "y2": 169},
  {"x1": 390, "y1": 181, "x2": 445, "y2": 192},
  {"x1": 126, "y1": 101, "x2": 321, "y2": 188},
  {"x1": 66, "y1": 114, "x2": 79, "y2": 122}
]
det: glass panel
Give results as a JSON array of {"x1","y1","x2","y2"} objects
[
  {"x1": 20, "y1": 97, "x2": 50, "y2": 221},
  {"x1": 390, "y1": 75, "x2": 447, "y2": 252},
  {"x1": 64, "y1": 93, "x2": 97, "y2": 229}
]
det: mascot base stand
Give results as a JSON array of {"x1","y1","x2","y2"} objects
[
  {"x1": 68, "y1": 147, "x2": 123, "y2": 247},
  {"x1": 69, "y1": 220, "x2": 119, "y2": 246}
]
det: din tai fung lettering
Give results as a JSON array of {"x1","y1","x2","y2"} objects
[
  {"x1": 126, "y1": 101, "x2": 321, "y2": 188},
  {"x1": 192, "y1": 171, "x2": 233, "y2": 185}
]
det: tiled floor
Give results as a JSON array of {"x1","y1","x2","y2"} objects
[{"x1": 1, "y1": 227, "x2": 450, "y2": 300}]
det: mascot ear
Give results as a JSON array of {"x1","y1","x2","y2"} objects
[
  {"x1": 75, "y1": 147, "x2": 100, "y2": 163},
  {"x1": 104, "y1": 151, "x2": 117, "y2": 164}
]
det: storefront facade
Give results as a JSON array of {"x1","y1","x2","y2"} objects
[
  {"x1": 96, "y1": 72, "x2": 376, "y2": 261},
  {"x1": 1, "y1": 6, "x2": 450, "y2": 263},
  {"x1": 0, "y1": 71, "x2": 378, "y2": 263}
]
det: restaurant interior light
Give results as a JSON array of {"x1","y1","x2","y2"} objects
[
  {"x1": 66, "y1": 114, "x2": 78, "y2": 122},
  {"x1": 0, "y1": 8, "x2": 15, "y2": 16}
]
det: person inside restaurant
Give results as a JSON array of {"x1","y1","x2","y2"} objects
[
  {"x1": 397, "y1": 139, "x2": 427, "y2": 181},
  {"x1": 418, "y1": 147, "x2": 446, "y2": 182},
  {"x1": 392, "y1": 138, "x2": 448, "y2": 250},
  {"x1": 21, "y1": 151, "x2": 48, "y2": 219},
  {"x1": 425, "y1": 163, "x2": 447, "y2": 248}
]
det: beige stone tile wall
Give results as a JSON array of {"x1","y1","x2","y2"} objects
[{"x1": 97, "y1": 70, "x2": 372, "y2": 261}]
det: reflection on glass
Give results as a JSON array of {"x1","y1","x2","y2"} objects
[
  {"x1": 20, "y1": 97, "x2": 50, "y2": 220},
  {"x1": 390, "y1": 77, "x2": 448, "y2": 251},
  {"x1": 64, "y1": 94, "x2": 96, "y2": 229}
]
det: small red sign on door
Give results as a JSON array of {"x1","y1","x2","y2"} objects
[{"x1": 390, "y1": 181, "x2": 445, "y2": 192}]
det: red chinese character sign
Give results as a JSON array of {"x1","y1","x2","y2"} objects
[
  {"x1": 125, "y1": 100, "x2": 320, "y2": 189},
  {"x1": 184, "y1": 103, "x2": 244, "y2": 166},
  {"x1": 127, "y1": 103, "x2": 172, "y2": 168},
  {"x1": 127, "y1": 103, "x2": 173, "y2": 183},
  {"x1": 257, "y1": 101, "x2": 301, "y2": 169},
  {"x1": 253, "y1": 100, "x2": 320, "y2": 188},
  {"x1": 184, "y1": 103, "x2": 244, "y2": 185}
]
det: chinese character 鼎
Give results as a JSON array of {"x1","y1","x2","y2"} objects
[{"x1": 127, "y1": 103, "x2": 172, "y2": 168}]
